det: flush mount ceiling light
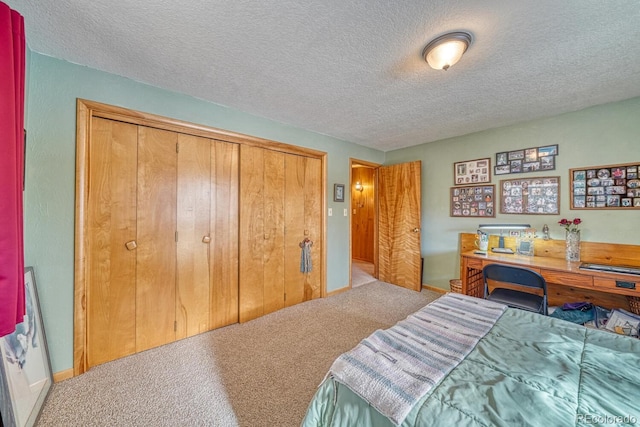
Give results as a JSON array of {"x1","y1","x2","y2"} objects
[{"x1": 422, "y1": 31, "x2": 472, "y2": 71}]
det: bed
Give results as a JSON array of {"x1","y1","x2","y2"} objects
[{"x1": 302, "y1": 293, "x2": 640, "y2": 426}]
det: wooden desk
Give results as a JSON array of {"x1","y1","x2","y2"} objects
[{"x1": 459, "y1": 233, "x2": 640, "y2": 310}]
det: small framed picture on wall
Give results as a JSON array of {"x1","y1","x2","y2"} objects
[
  {"x1": 453, "y1": 158, "x2": 491, "y2": 185},
  {"x1": 333, "y1": 184, "x2": 345, "y2": 202}
]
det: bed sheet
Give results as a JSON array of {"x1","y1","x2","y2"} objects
[{"x1": 302, "y1": 307, "x2": 640, "y2": 427}]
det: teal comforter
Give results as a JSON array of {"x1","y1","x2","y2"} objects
[{"x1": 302, "y1": 308, "x2": 640, "y2": 426}]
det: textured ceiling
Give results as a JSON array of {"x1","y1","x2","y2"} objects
[{"x1": 6, "y1": 0, "x2": 640, "y2": 151}]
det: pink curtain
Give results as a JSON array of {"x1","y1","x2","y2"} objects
[{"x1": 0, "y1": 2, "x2": 26, "y2": 336}]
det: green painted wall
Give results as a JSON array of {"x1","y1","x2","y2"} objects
[
  {"x1": 23, "y1": 53, "x2": 383, "y2": 373},
  {"x1": 386, "y1": 97, "x2": 640, "y2": 291}
]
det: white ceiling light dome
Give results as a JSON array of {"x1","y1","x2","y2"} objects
[{"x1": 422, "y1": 31, "x2": 473, "y2": 71}]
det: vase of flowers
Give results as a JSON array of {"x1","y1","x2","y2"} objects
[{"x1": 559, "y1": 218, "x2": 581, "y2": 262}]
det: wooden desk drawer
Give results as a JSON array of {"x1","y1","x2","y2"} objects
[
  {"x1": 542, "y1": 270, "x2": 593, "y2": 287},
  {"x1": 593, "y1": 277, "x2": 639, "y2": 293},
  {"x1": 465, "y1": 257, "x2": 483, "y2": 270},
  {"x1": 467, "y1": 258, "x2": 482, "y2": 270},
  {"x1": 484, "y1": 260, "x2": 540, "y2": 274}
]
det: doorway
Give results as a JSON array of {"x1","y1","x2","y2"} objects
[{"x1": 350, "y1": 159, "x2": 379, "y2": 287}]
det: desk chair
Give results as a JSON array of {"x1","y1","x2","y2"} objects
[{"x1": 483, "y1": 264, "x2": 548, "y2": 315}]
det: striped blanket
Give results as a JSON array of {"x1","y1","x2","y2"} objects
[{"x1": 327, "y1": 293, "x2": 507, "y2": 425}]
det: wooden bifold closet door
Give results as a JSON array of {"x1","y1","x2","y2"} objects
[
  {"x1": 136, "y1": 126, "x2": 178, "y2": 353},
  {"x1": 77, "y1": 100, "x2": 324, "y2": 374},
  {"x1": 86, "y1": 117, "x2": 238, "y2": 367},
  {"x1": 86, "y1": 118, "x2": 138, "y2": 366},
  {"x1": 175, "y1": 134, "x2": 211, "y2": 340},
  {"x1": 239, "y1": 145, "x2": 322, "y2": 322}
]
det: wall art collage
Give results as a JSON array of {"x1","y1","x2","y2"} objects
[
  {"x1": 453, "y1": 158, "x2": 491, "y2": 185},
  {"x1": 495, "y1": 144, "x2": 557, "y2": 175},
  {"x1": 500, "y1": 177, "x2": 560, "y2": 214},
  {"x1": 570, "y1": 162, "x2": 640, "y2": 209},
  {"x1": 450, "y1": 185, "x2": 496, "y2": 217}
]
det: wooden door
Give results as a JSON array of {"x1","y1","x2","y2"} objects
[
  {"x1": 210, "y1": 140, "x2": 239, "y2": 329},
  {"x1": 303, "y1": 157, "x2": 322, "y2": 300},
  {"x1": 263, "y1": 150, "x2": 285, "y2": 315},
  {"x1": 239, "y1": 146, "x2": 286, "y2": 321},
  {"x1": 86, "y1": 117, "x2": 138, "y2": 367},
  {"x1": 176, "y1": 134, "x2": 211, "y2": 339},
  {"x1": 378, "y1": 161, "x2": 422, "y2": 291},
  {"x1": 239, "y1": 145, "x2": 266, "y2": 322},
  {"x1": 240, "y1": 148, "x2": 321, "y2": 321},
  {"x1": 136, "y1": 126, "x2": 177, "y2": 352},
  {"x1": 76, "y1": 100, "x2": 326, "y2": 374},
  {"x1": 284, "y1": 154, "x2": 306, "y2": 306},
  {"x1": 284, "y1": 155, "x2": 322, "y2": 306}
]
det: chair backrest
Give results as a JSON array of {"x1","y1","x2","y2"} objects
[{"x1": 483, "y1": 264, "x2": 547, "y2": 295}]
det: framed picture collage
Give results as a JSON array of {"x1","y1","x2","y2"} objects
[
  {"x1": 450, "y1": 149, "x2": 637, "y2": 216},
  {"x1": 450, "y1": 158, "x2": 495, "y2": 218},
  {"x1": 453, "y1": 158, "x2": 491, "y2": 185},
  {"x1": 500, "y1": 177, "x2": 560, "y2": 214},
  {"x1": 450, "y1": 185, "x2": 496, "y2": 217},
  {"x1": 495, "y1": 144, "x2": 558, "y2": 176},
  {"x1": 570, "y1": 162, "x2": 640, "y2": 209}
]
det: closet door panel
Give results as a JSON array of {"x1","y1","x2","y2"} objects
[
  {"x1": 210, "y1": 141, "x2": 239, "y2": 329},
  {"x1": 263, "y1": 150, "x2": 285, "y2": 315},
  {"x1": 284, "y1": 155, "x2": 306, "y2": 307},
  {"x1": 176, "y1": 134, "x2": 211, "y2": 339},
  {"x1": 304, "y1": 157, "x2": 323, "y2": 300},
  {"x1": 87, "y1": 118, "x2": 137, "y2": 367},
  {"x1": 239, "y1": 145, "x2": 265, "y2": 322},
  {"x1": 136, "y1": 126, "x2": 177, "y2": 352}
]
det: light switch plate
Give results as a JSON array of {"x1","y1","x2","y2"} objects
[
  {"x1": 328, "y1": 208, "x2": 333, "y2": 216},
  {"x1": 343, "y1": 208, "x2": 348, "y2": 216}
]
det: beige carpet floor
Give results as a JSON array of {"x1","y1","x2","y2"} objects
[
  {"x1": 36, "y1": 281, "x2": 439, "y2": 427},
  {"x1": 352, "y1": 260, "x2": 376, "y2": 287}
]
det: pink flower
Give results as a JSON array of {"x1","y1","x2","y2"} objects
[{"x1": 558, "y1": 218, "x2": 581, "y2": 232}]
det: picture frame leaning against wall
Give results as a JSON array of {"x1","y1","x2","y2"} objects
[{"x1": 0, "y1": 267, "x2": 53, "y2": 427}]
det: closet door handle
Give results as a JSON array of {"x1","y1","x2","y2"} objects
[
  {"x1": 202, "y1": 235, "x2": 211, "y2": 244},
  {"x1": 125, "y1": 240, "x2": 137, "y2": 251},
  {"x1": 412, "y1": 228, "x2": 420, "y2": 233}
]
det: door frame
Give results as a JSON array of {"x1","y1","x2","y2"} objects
[
  {"x1": 349, "y1": 158, "x2": 381, "y2": 287},
  {"x1": 74, "y1": 99, "x2": 327, "y2": 376}
]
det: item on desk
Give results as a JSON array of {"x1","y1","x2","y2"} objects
[
  {"x1": 579, "y1": 263, "x2": 640, "y2": 276},
  {"x1": 542, "y1": 224, "x2": 550, "y2": 240},
  {"x1": 558, "y1": 218, "x2": 582, "y2": 262},
  {"x1": 516, "y1": 229, "x2": 535, "y2": 256},
  {"x1": 475, "y1": 230, "x2": 489, "y2": 252},
  {"x1": 491, "y1": 247, "x2": 514, "y2": 254},
  {"x1": 521, "y1": 227, "x2": 537, "y2": 239}
]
